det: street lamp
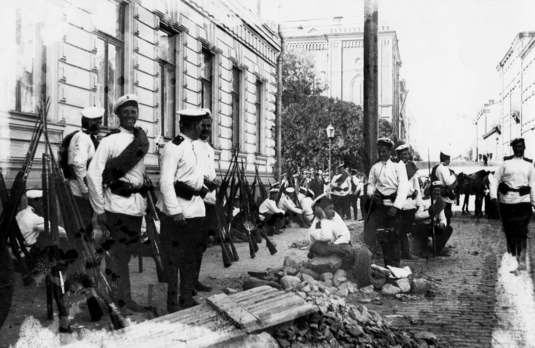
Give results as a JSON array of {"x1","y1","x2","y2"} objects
[{"x1": 326, "y1": 124, "x2": 335, "y2": 182}]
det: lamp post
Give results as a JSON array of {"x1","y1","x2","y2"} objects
[{"x1": 326, "y1": 124, "x2": 335, "y2": 182}]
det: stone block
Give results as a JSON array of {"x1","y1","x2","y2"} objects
[
  {"x1": 333, "y1": 269, "x2": 348, "y2": 287},
  {"x1": 396, "y1": 278, "x2": 411, "y2": 293},
  {"x1": 280, "y1": 275, "x2": 301, "y2": 290},
  {"x1": 381, "y1": 283, "x2": 401, "y2": 296},
  {"x1": 305, "y1": 256, "x2": 343, "y2": 274}
]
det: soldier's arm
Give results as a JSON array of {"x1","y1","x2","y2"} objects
[
  {"x1": 159, "y1": 142, "x2": 182, "y2": 216},
  {"x1": 528, "y1": 165, "x2": 535, "y2": 206},
  {"x1": 366, "y1": 166, "x2": 376, "y2": 196},
  {"x1": 393, "y1": 163, "x2": 409, "y2": 210},
  {"x1": 71, "y1": 134, "x2": 90, "y2": 194},
  {"x1": 489, "y1": 165, "x2": 503, "y2": 200},
  {"x1": 86, "y1": 138, "x2": 110, "y2": 215}
]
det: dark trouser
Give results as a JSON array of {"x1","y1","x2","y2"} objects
[
  {"x1": 374, "y1": 204, "x2": 402, "y2": 267},
  {"x1": 161, "y1": 215, "x2": 207, "y2": 306},
  {"x1": 103, "y1": 211, "x2": 142, "y2": 306},
  {"x1": 412, "y1": 222, "x2": 453, "y2": 257},
  {"x1": 399, "y1": 209, "x2": 416, "y2": 257},
  {"x1": 204, "y1": 203, "x2": 218, "y2": 238},
  {"x1": 348, "y1": 194, "x2": 359, "y2": 220},
  {"x1": 333, "y1": 195, "x2": 349, "y2": 219},
  {"x1": 260, "y1": 213, "x2": 284, "y2": 235},
  {"x1": 308, "y1": 241, "x2": 353, "y2": 268},
  {"x1": 499, "y1": 202, "x2": 532, "y2": 256},
  {"x1": 74, "y1": 195, "x2": 94, "y2": 233},
  {"x1": 444, "y1": 203, "x2": 453, "y2": 226}
]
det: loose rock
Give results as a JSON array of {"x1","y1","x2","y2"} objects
[
  {"x1": 381, "y1": 283, "x2": 402, "y2": 296},
  {"x1": 283, "y1": 256, "x2": 300, "y2": 269},
  {"x1": 396, "y1": 278, "x2": 411, "y2": 293},
  {"x1": 333, "y1": 269, "x2": 347, "y2": 287},
  {"x1": 305, "y1": 256, "x2": 343, "y2": 274},
  {"x1": 411, "y1": 278, "x2": 431, "y2": 294},
  {"x1": 280, "y1": 275, "x2": 301, "y2": 290},
  {"x1": 301, "y1": 273, "x2": 315, "y2": 284},
  {"x1": 300, "y1": 267, "x2": 321, "y2": 280}
]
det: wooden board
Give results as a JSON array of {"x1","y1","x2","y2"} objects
[{"x1": 111, "y1": 286, "x2": 317, "y2": 347}]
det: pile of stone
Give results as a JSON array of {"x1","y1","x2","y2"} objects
[
  {"x1": 371, "y1": 264, "x2": 433, "y2": 297},
  {"x1": 261, "y1": 256, "x2": 439, "y2": 347}
]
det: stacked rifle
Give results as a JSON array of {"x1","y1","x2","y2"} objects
[
  {"x1": 39, "y1": 97, "x2": 127, "y2": 329},
  {"x1": 214, "y1": 151, "x2": 277, "y2": 267}
]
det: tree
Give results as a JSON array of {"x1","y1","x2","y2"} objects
[
  {"x1": 282, "y1": 52, "x2": 326, "y2": 108},
  {"x1": 281, "y1": 95, "x2": 365, "y2": 172}
]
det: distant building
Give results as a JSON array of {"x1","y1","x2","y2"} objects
[
  {"x1": 473, "y1": 99, "x2": 501, "y2": 162},
  {"x1": 281, "y1": 17, "x2": 407, "y2": 141},
  {"x1": 1, "y1": 0, "x2": 280, "y2": 185},
  {"x1": 495, "y1": 32, "x2": 535, "y2": 158}
]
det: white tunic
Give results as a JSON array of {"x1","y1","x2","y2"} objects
[
  {"x1": 414, "y1": 199, "x2": 447, "y2": 227},
  {"x1": 158, "y1": 134, "x2": 206, "y2": 218},
  {"x1": 490, "y1": 156, "x2": 535, "y2": 205},
  {"x1": 258, "y1": 198, "x2": 284, "y2": 220},
  {"x1": 330, "y1": 173, "x2": 351, "y2": 197},
  {"x1": 297, "y1": 193, "x2": 314, "y2": 222},
  {"x1": 67, "y1": 131, "x2": 96, "y2": 197},
  {"x1": 87, "y1": 127, "x2": 146, "y2": 216},
  {"x1": 435, "y1": 163, "x2": 457, "y2": 204},
  {"x1": 278, "y1": 194, "x2": 303, "y2": 214},
  {"x1": 309, "y1": 213, "x2": 350, "y2": 244},
  {"x1": 402, "y1": 173, "x2": 423, "y2": 211},
  {"x1": 16, "y1": 207, "x2": 66, "y2": 246},
  {"x1": 367, "y1": 159, "x2": 409, "y2": 210},
  {"x1": 192, "y1": 139, "x2": 217, "y2": 205}
]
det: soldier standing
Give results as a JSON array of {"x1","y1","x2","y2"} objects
[
  {"x1": 192, "y1": 112, "x2": 217, "y2": 293},
  {"x1": 87, "y1": 94, "x2": 149, "y2": 312},
  {"x1": 65, "y1": 106, "x2": 103, "y2": 230},
  {"x1": 330, "y1": 164, "x2": 352, "y2": 219},
  {"x1": 431, "y1": 150, "x2": 457, "y2": 226},
  {"x1": 490, "y1": 138, "x2": 535, "y2": 271},
  {"x1": 158, "y1": 108, "x2": 208, "y2": 311},
  {"x1": 367, "y1": 138, "x2": 409, "y2": 267},
  {"x1": 395, "y1": 144, "x2": 421, "y2": 259}
]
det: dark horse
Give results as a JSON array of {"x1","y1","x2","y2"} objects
[{"x1": 456, "y1": 170, "x2": 492, "y2": 217}]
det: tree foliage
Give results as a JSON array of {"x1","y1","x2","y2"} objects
[
  {"x1": 281, "y1": 95, "x2": 364, "y2": 172},
  {"x1": 282, "y1": 52, "x2": 326, "y2": 108}
]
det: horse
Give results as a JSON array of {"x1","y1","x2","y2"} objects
[{"x1": 456, "y1": 170, "x2": 492, "y2": 217}]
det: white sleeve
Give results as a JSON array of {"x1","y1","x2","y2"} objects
[
  {"x1": 87, "y1": 138, "x2": 110, "y2": 215},
  {"x1": 367, "y1": 166, "x2": 377, "y2": 196},
  {"x1": 393, "y1": 163, "x2": 409, "y2": 210},
  {"x1": 71, "y1": 133, "x2": 90, "y2": 194},
  {"x1": 267, "y1": 200, "x2": 284, "y2": 214},
  {"x1": 489, "y1": 166, "x2": 503, "y2": 200},
  {"x1": 309, "y1": 219, "x2": 331, "y2": 243},
  {"x1": 207, "y1": 146, "x2": 217, "y2": 181},
  {"x1": 332, "y1": 214, "x2": 350, "y2": 244},
  {"x1": 439, "y1": 166, "x2": 456, "y2": 186},
  {"x1": 529, "y1": 165, "x2": 535, "y2": 206},
  {"x1": 159, "y1": 142, "x2": 182, "y2": 216}
]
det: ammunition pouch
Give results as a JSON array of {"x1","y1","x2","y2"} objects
[
  {"x1": 498, "y1": 182, "x2": 531, "y2": 196},
  {"x1": 203, "y1": 178, "x2": 218, "y2": 192},
  {"x1": 174, "y1": 181, "x2": 208, "y2": 200},
  {"x1": 109, "y1": 180, "x2": 149, "y2": 197},
  {"x1": 441, "y1": 187, "x2": 456, "y2": 200}
]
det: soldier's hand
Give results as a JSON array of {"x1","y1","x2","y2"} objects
[
  {"x1": 387, "y1": 206, "x2": 398, "y2": 217},
  {"x1": 172, "y1": 213, "x2": 186, "y2": 225}
]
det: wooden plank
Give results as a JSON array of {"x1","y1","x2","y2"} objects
[{"x1": 206, "y1": 293, "x2": 263, "y2": 333}]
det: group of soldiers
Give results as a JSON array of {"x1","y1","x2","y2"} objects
[{"x1": 62, "y1": 94, "x2": 218, "y2": 313}]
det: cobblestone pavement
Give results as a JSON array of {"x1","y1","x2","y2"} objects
[{"x1": 362, "y1": 215, "x2": 534, "y2": 348}]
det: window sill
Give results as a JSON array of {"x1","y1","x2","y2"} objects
[{"x1": 9, "y1": 110, "x2": 66, "y2": 128}]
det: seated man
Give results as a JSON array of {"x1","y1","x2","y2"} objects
[
  {"x1": 258, "y1": 187, "x2": 285, "y2": 236},
  {"x1": 278, "y1": 187, "x2": 304, "y2": 226},
  {"x1": 297, "y1": 187, "x2": 315, "y2": 225},
  {"x1": 307, "y1": 195, "x2": 353, "y2": 265},
  {"x1": 412, "y1": 181, "x2": 453, "y2": 257}
]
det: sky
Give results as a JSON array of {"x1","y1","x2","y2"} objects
[{"x1": 257, "y1": 0, "x2": 535, "y2": 158}]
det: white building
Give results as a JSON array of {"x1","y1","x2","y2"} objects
[
  {"x1": 281, "y1": 16, "x2": 407, "y2": 141},
  {"x1": 1, "y1": 0, "x2": 281, "y2": 186},
  {"x1": 473, "y1": 100, "x2": 501, "y2": 162}
]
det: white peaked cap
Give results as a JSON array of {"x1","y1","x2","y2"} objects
[
  {"x1": 395, "y1": 144, "x2": 410, "y2": 152},
  {"x1": 113, "y1": 94, "x2": 139, "y2": 115},
  {"x1": 177, "y1": 108, "x2": 211, "y2": 117},
  {"x1": 26, "y1": 189, "x2": 43, "y2": 199},
  {"x1": 81, "y1": 106, "x2": 104, "y2": 119}
]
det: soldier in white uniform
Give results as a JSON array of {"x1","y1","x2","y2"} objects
[
  {"x1": 65, "y1": 106, "x2": 103, "y2": 230},
  {"x1": 158, "y1": 108, "x2": 208, "y2": 311},
  {"x1": 431, "y1": 149, "x2": 457, "y2": 226},
  {"x1": 87, "y1": 94, "x2": 149, "y2": 313},
  {"x1": 330, "y1": 163, "x2": 352, "y2": 219},
  {"x1": 258, "y1": 187, "x2": 285, "y2": 235},
  {"x1": 192, "y1": 111, "x2": 218, "y2": 293},
  {"x1": 298, "y1": 187, "x2": 315, "y2": 224},
  {"x1": 366, "y1": 138, "x2": 409, "y2": 267},
  {"x1": 490, "y1": 138, "x2": 535, "y2": 270},
  {"x1": 396, "y1": 144, "x2": 422, "y2": 259}
]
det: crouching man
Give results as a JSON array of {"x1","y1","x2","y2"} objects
[
  {"x1": 412, "y1": 181, "x2": 453, "y2": 257},
  {"x1": 258, "y1": 187, "x2": 285, "y2": 236}
]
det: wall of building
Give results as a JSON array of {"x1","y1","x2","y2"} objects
[{"x1": 1, "y1": 0, "x2": 280, "y2": 186}]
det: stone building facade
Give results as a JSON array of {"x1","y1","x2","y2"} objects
[
  {"x1": 494, "y1": 32, "x2": 535, "y2": 159},
  {"x1": 281, "y1": 17, "x2": 407, "y2": 141},
  {"x1": 1, "y1": 0, "x2": 280, "y2": 185}
]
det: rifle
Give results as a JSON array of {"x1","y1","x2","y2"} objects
[
  {"x1": 0, "y1": 169, "x2": 9, "y2": 208},
  {"x1": 40, "y1": 97, "x2": 126, "y2": 329},
  {"x1": 428, "y1": 149, "x2": 437, "y2": 257},
  {"x1": 143, "y1": 176, "x2": 166, "y2": 282}
]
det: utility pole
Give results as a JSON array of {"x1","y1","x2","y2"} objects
[
  {"x1": 363, "y1": 0, "x2": 378, "y2": 173},
  {"x1": 276, "y1": 23, "x2": 284, "y2": 180}
]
